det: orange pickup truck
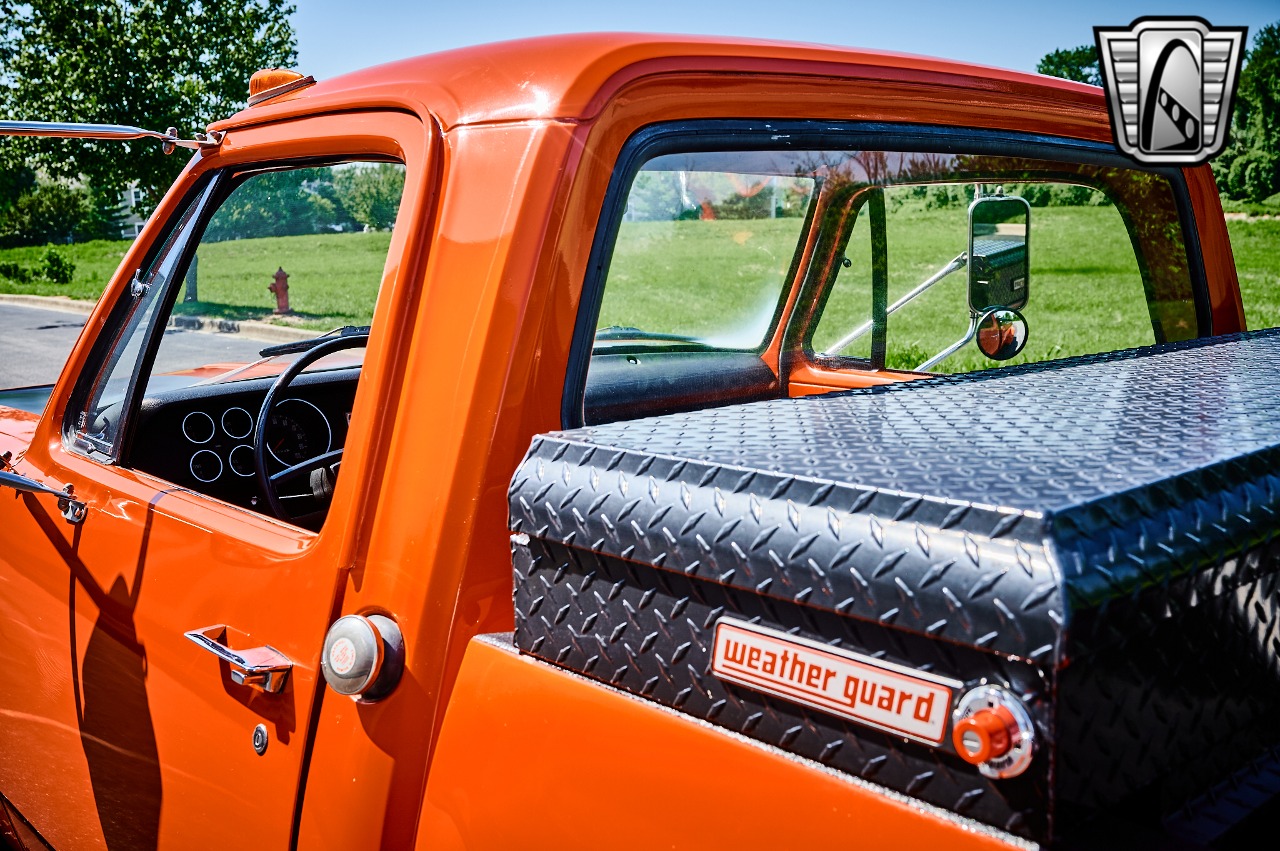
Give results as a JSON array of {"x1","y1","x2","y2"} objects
[{"x1": 0, "y1": 33, "x2": 1270, "y2": 850}]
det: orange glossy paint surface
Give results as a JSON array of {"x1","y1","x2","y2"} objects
[
  {"x1": 0, "y1": 111, "x2": 431, "y2": 850},
  {"x1": 1184, "y1": 164, "x2": 1246, "y2": 333},
  {"x1": 788, "y1": 363, "x2": 926, "y2": 396},
  {"x1": 0, "y1": 32, "x2": 1244, "y2": 850},
  {"x1": 419, "y1": 636, "x2": 1024, "y2": 850},
  {"x1": 0, "y1": 407, "x2": 38, "y2": 446},
  {"x1": 214, "y1": 32, "x2": 1100, "y2": 135}
]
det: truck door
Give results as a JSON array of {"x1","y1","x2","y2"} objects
[{"x1": 0, "y1": 110, "x2": 431, "y2": 849}]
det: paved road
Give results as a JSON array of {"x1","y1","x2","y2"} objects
[{"x1": 0, "y1": 303, "x2": 266, "y2": 390}]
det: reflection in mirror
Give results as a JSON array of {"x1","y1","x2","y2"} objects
[
  {"x1": 975, "y1": 308, "x2": 1029, "y2": 360},
  {"x1": 968, "y1": 194, "x2": 1030, "y2": 312}
]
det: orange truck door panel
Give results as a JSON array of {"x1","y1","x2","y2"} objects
[{"x1": 0, "y1": 110, "x2": 429, "y2": 850}]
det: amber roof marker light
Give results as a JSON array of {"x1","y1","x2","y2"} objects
[{"x1": 248, "y1": 69, "x2": 316, "y2": 107}]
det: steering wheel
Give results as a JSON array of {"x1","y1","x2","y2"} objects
[{"x1": 254, "y1": 334, "x2": 368, "y2": 523}]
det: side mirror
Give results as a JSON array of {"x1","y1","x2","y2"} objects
[
  {"x1": 968, "y1": 194, "x2": 1030, "y2": 312},
  {"x1": 975, "y1": 307, "x2": 1029, "y2": 361}
]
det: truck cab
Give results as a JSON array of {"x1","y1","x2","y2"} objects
[{"x1": 0, "y1": 34, "x2": 1252, "y2": 850}]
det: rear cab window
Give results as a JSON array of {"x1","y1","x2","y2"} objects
[
  {"x1": 808, "y1": 155, "x2": 1197, "y2": 373},
  {"x1": 598, "y1": 154, "x2": 815, "y2": 349},
  {"x1": 570, "y1": 124, "x2": 1203, "y2": 425},
  {"x1": 581, "y1": 151, "x2": 818, "y2": 424}
]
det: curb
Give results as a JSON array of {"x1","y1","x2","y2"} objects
[
  {"x1": 0, "y1": 293, "x2": 96, "y2": 316},
  {"x1": 0, "y1": 293, "x2": 316, "y2": 344},
  {"x1": 167, "y1": 314, "x2": 316, "y2": 343}
]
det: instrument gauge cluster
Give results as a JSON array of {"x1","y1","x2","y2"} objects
[
  {"x1": 138, "y1": 369, "x2": 358, "y2": 514},
  {"x1": 177, "y1": 398, "x2": 336, "y2": 484}
]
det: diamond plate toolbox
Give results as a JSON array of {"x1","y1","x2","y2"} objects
[{"x1": 510, "y1": 330, "x2": 1280, "y2": 845}]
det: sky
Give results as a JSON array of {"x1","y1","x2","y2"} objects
[{"x1": 293, "y1": 0, "x2": 1278, "y2": 82}]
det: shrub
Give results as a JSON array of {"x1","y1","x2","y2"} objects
[
  {"x1": 40, "y1": 248, "x2": 74, "y2": 284},
  {"x1": 0, "y1": 181, "x2": 89, "y2": 248},
  {"x1": 1227, "y1": 150, "x2": 1279, "y2": 202},
  {"x1": 0, "y1": 261, "x2": 32, "y2": 283}
]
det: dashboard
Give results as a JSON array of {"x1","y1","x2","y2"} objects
[{"x1": 130, "y1": 367, "x2": 359, "y2": 523}]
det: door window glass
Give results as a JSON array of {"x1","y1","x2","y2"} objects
[
  {"x1": 577, "y1": 134, "x2": 1201, "y2": 425},
  {"x1": 66, "y1": 160, "x2": 405, "y2": 529},
  {"x1": 148, "y1": 162, "x2": 404, "y2": 388},
  {"x1": 71, "y1": 180, "x2": 220, "y2": 455}
]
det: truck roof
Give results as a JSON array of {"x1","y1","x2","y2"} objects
[{"x1": 211, "y1": 32, "x2": 1104, "y2": 132}]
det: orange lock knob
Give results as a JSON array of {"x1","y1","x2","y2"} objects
[{"x1": 952, "y1": 705, "x2": 1017, "y2": 765}]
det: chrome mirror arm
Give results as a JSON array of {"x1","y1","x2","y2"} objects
[
  {"x1": 916, "y1": 312, "x2": 980, "y2": 372},
  {"x1": 0, "y1": 470, "x2": 87, "y2": 524},
  {"x1": 0, "y1": 120, "x2": 224, "y2": 154},
  {"x1": 823, "y1": 252, "x2": 967, "y2": 357}
]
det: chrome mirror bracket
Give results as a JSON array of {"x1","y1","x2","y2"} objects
[
  {"x1": 0, "y1": 470, "x2": 87, "y2": 525},
  {"x1": 58, "y1": 485, "x2": 87, "y2": 525},
  {"x1": 0, "y1": 120, "x2": 225, "y2": 154}
]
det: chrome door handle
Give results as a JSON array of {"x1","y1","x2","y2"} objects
[{"x1": 184, "y1": 625, "x2": 292, "y2": 694}]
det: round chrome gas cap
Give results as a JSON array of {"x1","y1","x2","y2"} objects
[{"x1": 320, "y1": 614, "x2": 404, "y2": 702}]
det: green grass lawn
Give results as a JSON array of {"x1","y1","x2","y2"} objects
[
  {"x1": 601, "y1": 217, "x2": 807, "y2": 345},
  {"x1": 0, "y1": 239, "x2": 132, "y2": 300},
  {"x1": 171, "y1": 232, "x2": 391, "y2": 329},
  {"x1": 1228, "y1": 218, "x2": 1280, "y2": 330},
  {"x1": 813, "y1": 204, "x2": 1160, "y2": 372},
  {"x1": 0, "y1": 211, "x2": 1276, "y2": 361},
  {"x1": 0, "y1": 231, "x2": 391, "y2": 330}
]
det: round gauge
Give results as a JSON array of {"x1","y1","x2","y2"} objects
[
  {"x1": 222, "y1": 407, "x2": 254, "y2": 440},
  {"x1": 190, "y1": 449, "x2": 223, "y2": 483},
  {"x1": 228, "y1": 444, "x2": 256, "y2": 477},
  {"x1": 265, "y1": 398, "x2": 332, "y2": 467},
  {"x1": 182, "y1": 411, "x2": 216, "y2": 444}
]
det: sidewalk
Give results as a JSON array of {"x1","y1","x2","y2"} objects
[{"x1": 0, "y1": 293, "x2": 315, "y2": 344}]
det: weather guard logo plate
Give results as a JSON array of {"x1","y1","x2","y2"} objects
[
  {"x1": 1095, "y1": 17, "x2": 1247, "y2": 166},
  {"x1": 711, "y1": 619, "x2": 960, "y2": 745}
]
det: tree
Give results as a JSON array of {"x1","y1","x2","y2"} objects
[
  {"x1": 0, "y1": 179, "x2": 89, "y2": 247},
  {"x1": 0, "y1": 164, "x2": 36, "y2": 217},
  {"x1": 1239, "y1": 23, "x2": 1280, "y2": 145},
  {"x1": 75, "y1": 184, "x2": 130, "y2": 241},
  {"x1": 625, "y1": 172, "x2": 686, "y2": 221},
  {"x1": 1215, "y1": 22, "x2": 1280, "y2": 202},
  {"x1": 334, "y1": 163, "x2": 405, "y2": 230},
  {"x1": 202, "y1": 167, "x2": 353, "y2": 241},
  {"x1": 1235, "y1": 23, "x2": 1280, "y2": 200},
  {"x1": 0, "y1": 0, "x2": 297, "y2": 205},
  {"x1": 1036, "y1": 45, "x2": 1100, "y2": 86}
]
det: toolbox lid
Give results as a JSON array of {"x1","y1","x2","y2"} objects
[{"x1": 556, "y1": 330, "x2": 1280, "y2": 517}]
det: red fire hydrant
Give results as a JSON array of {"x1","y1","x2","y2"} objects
[{"x1": 269, "y1": 267, "x2": 291, "y2": 314}]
